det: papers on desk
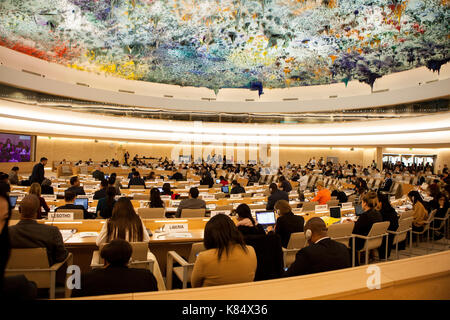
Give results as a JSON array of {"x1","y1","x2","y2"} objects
[
  {"x1": 77, "y1": 232, "x2": 99, "y2": 238},
  {"x1": 59, "y1": 229, "x2": 76, "y2": 242},
  {"x1": 171, "y1": 233, "x2": 192, "y2": 238}
]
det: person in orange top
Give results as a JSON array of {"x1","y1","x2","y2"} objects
[{"x1": 311, "y1": 181, "x2": 331, "y2": 205}]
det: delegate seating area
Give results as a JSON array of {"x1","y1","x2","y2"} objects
[{"x1": 4, "y1": 161, "x2": 449, "y2": 300}]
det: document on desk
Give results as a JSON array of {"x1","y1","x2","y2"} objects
[
  {"x1": 78, "y1": 232, "x2": 99, "y2": 238},
  {"x1": 59, "y1": 229, "x2": 76, "y2": 242},
  {"x1": 169, "y1": 233, "x2": 192, "y2": 238}
]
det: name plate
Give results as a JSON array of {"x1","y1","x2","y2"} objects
[
  {"x1": 202, "y1": 194, "x2": 216, "y2": 200},
  {"x1": 161, "y1": 195, "x2": 171, "y2": 201},
  {"x1": 254, "y1": 193, "x2": 265, "y2": 197},
  {"x1": 155, "y1": 179, "x2": 163, "y2": 182},
  {"x1": 42, "y1": 195, "x2": 57, "y2": 201},
  {"x1": 180, "y1": 193, "x2": 189, "y2": 197},
  {"x1": 170, "y1": 200, "x2": 181, "y2": 206},
  {"x1": 164, "y1": 223, "x2": 188, "y2": 233},
  {"x1": 341, "y1": 202, "x2": 353, "y2": 209},
  {"x1": 48, "y1": 212, "x2": 74, "y2": 220},
  {"x1": 230, "y1": 194, "x2": 242, "y2": 199},
  {"x1": 210, "y1": 210, "x2": 231, "y2": 217},
  {"x1": 315, "y1": 205, "x2": 328, "y2": 212}
]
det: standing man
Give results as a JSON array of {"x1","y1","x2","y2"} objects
[{"x1": 30, "y1": 157, "x2": 47, "y2": 185}]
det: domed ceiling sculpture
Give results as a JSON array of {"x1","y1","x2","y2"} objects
[{"x1": 0, "y1": 0, "x2": 448, "y2": 93}]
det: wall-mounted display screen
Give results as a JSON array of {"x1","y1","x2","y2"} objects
[{"x1": 0, "y1": 133, "x2": 34, "y2": 162}]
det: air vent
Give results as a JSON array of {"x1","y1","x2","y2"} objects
[
  {"x1": 245, "y1": 99, "x2": 255, "y2": 102},
  {"x1": 282, "y1": 98, "x2": 298, "y2": 101},
  {"x1": 76, "y1": 82, "x2": 90, "y2": 87},
  {"x1": 426, "y1": 79, "x2": 438, "y2": 84},
  {"x1": 118, "y1": 89, "x2": 135, "y2": 94},
  {"x1": 372, "y1": 89, "x2": 389, "y2": 93},
  {"x1": 329, "y1": 95, "x2": 338, "y2": 98},
  {"x1": 201, "y1": 97, "x2": 216, "y2": 101},
  {"x1": 163, "y1": 95, "x2": 173, "y2": 98},
  {"x1": 22, "y1": 69, "x2": 42, "y2": 77}
]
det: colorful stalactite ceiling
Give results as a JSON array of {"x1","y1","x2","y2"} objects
[{"x1": 0, "y1": 0, "x2": 449, "y2": 94}]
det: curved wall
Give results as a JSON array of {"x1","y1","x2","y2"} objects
[
  {"x1": 0, "y1": 46, "x2": 449, "y2": 113},
  {"x1": 0, "y1": 99, "x2": 449, "y2": 147}
]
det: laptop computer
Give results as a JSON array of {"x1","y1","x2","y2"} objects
[
  {"x1": 255, "y1": 211, "x2": 276, "y2": 231},
  {"x1": 74, "y1": 198, "x2": 89, "y2": 210},
  {"x1": 158, "y1": 187, "x2": 164, "y2": 193},
  {"x1": 9, "y1": 196, "x2": 17, "y2": 208},
  {"x1": 221, "y1": 186, "x2": 229, "y2": 193},
  {"x1": 216, "y1": 179, "x2": 221, "y2": 184},
  {"x1": 330, "y1": 206, "x2": 341, "y2": 219},
  {"x1": 354, "y1": 204, "x2": 364, "y2": 216}
]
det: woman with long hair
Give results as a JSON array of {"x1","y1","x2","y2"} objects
[
  {"x1": 408, "y1": 190, "x2": 429, "y2": 232},
  {"x1": 28, "y1": 182, "x2": 49, "y2": 219},
  {"x1": 191, "y1": 214, "x2": 256, "y2": 287},
  {"x1": 235, "y1": 204, "x2": 265, "y2": 236},
  {"x1": 96, "y1": 197, "x2": 165, "y2": 290},
  {"x1": 149, "y1": 188, "x2": 164, "y2": 208}
]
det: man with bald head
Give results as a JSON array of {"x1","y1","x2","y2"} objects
[
  {"x1": 9, "y1": 194, "x2": 68, "y2": 266},
  {"x1": 285, "y1": 217, "x2": 351, "y2": 277}
]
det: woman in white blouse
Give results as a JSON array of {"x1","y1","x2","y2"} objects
[{"x1": 96, "y1": 197, "x2": 165, "y2": 290}]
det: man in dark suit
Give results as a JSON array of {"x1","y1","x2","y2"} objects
[
  {"x1": 286, "y1": 217, "x2": 351, "y2": 277},
  {"x1": 230, "y1": 180, "x2": 245, "y2": 194},
  {"x1": 171, "y1": 169, "x2": 184, "y2": 181},
  {"x1": 66, "y1": 176, "x2": 86, "y2": 196},
  {"x1": 278, "y1": 176, "x2": 292, "y2": 192},
  {"x1": 30, "y1": 157, "x2": 47, "y2": 185},
  {"x1": 93, "y1": 179, "x2": 108, "y2": 200},
  {"x1": 128, "y1": 171, "x2": 145, "y2": 188},
  {"x1": 56, "y1": 191, "x2": 95, "y2": 219},
  {"x1": 176, "y1": 187, "x2": 206, "y2": 218},
  {"x1": 9, "y1": 195, "x2": 68, "y2": 266},
  {"x1": 266, "y1": 183, "x2": 289, "y2": 210},
  {"x1": 71, "y1": 239, "x2": 158, "y2": 297},
  {"x1": 379, "y1": 172, "x2": 393, "y2": 192},
  {"x1": 92, "y1": 166, "x2": 105, "y2": 181}
]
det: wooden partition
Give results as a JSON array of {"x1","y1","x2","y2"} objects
[{"x1": 68, "y1": 251, "x2": 450, "y2": 300}]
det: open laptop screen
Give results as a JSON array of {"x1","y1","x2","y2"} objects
[
  {"x1": 221, "y1": 186, "x2": 229, "y2": 193},
  {"x1": 330, "y1": 206, "x2": 341, "y2": 218},
  {"x1": 256, "y1": 211, "x2": 276, "y2": 225},
  {"x1": 354, "y1": 204, "x2": 364, "y2": 216},
  {"x1": 9, "y1": 196, "x2": 17, "y2": 208},
  {"x1": 74, "y1": 198, "x2": 88, "y2": 210}
]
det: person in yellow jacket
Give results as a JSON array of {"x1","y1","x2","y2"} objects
[{"x1": 408, "y1": 191, "x2": 429, "y2": 231}]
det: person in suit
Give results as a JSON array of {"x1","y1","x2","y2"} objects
[
  {"x1": 348, "y1": 191, "x2": 383, "y2": 262},
  {"x1": 9, "y1": 194, "x2": 68, "y2": 266},
  {"x1": 93, "y1": 179, "x2": 109, "y2": 200},
  {"x1": 377, "y1": 193, "x2": 399, "y2": 259},
  {"x1": 128, "y1": 168, "x2": 137, "y2": 180},
  {"x1": 269, "y1": 200, "x2": 304, "y2": 248},
  {"x1": 235, "y1": 204, "x2": 265, "y2": 236},
  {"x1": 379, "y1": 172, "x2": 393, "y2": 192},
  {"x1": 266, "y1": 183, "x2": 289, "y2": 211},
  {"x1": 96, "y1": 187, "x2": 117, "y2": 219},
  {"x1": 171, "y1": 169, "x2": 184, "y2": 181},
  {"x1": 278, "y1": 176, "x2": 292, "y2": 193},
  {"x1": 40, "y1": 179, "x2": 54, "y2": 195},
  {"x1": 56, "y1": 191, "x2": 95, "y2": 219},
  {"x1": 230, "y1": 180, "x2": 245, "y2": 194},
  {"x1": 176, "y1": 187, "x2": 206, "y2": 218},
  {"x1": 30, "y1": 157, "x2": 47, "y2": 185},
  {"x1": 66, "y1": 176, "x2": 86, "y2": 196},
  {"x1": 92, "y1": 166, "x2": 105, "y2": 181},
  {"x1": 191, "y1": 214, "x2": 257, "y2": 287},
  {"x1": 330, "y1": 185, "x2": 348, "y2": 204},
  {"x1": 128, "y1": 171, "x2": 145, "y2": 188},
  {"x1": 71, "y1": 239, "x2": 157, "y2": 297},
  {"x1": 286, "y1": 217, "x2": 351, "y2": 277}
]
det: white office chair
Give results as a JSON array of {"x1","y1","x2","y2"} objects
[
  {"x1": 137, "y1": 207, "x2": 166, "y2": 219},
  {"x1": 282, "y1": 232, "x2": 306, "y2": 269},
  {"x1": 412, "y1": 209, "x2": 436, "y2": 253},
  {"x1": 328, "y1": 222, "x2": 355, "y2": 266},
  {"x1": 354, "y1": 221, "x2": 390, "y2": 265},
  {"x1": 388, "y1": 217, "x2": 413, "y2": 260}
]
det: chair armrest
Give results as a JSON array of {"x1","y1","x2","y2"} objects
[
  {"x1": 282, "y1": 248, "x2": 301, "y2": 253},
  {"x1": 352, "y1": 233, "x2": 387, "y2": 240},
  {"x1": 433, "y1": 217, "x2": 448, "y2": 221},
  {"x1": 167, "y1": 251, "x2": 190, "y2": 267},
  {"x1": 50, "y1": 253, "x2": 73, "y2": 271}
]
